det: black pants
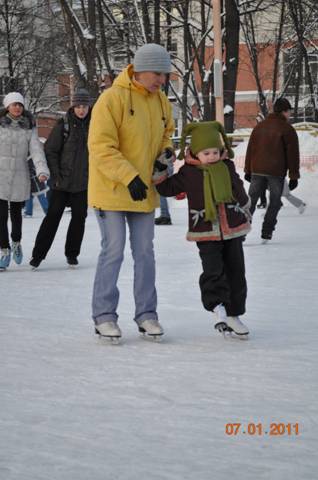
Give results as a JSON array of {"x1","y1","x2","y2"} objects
[
  {"x1": 0, "y1": 200, "x2": 23, "y2": 249},
  {"x1": 249, "y1": 174, "x2": 284, "y2": 236},
  {"x1": 32, "y1": 190, "x2": 87, "y2": 260},
  {"x1": 197, "y1": 237, "x2": 247, "y2": 317}
]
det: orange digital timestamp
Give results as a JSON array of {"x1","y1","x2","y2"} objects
[{"x1": 225, "y1": 423, "x2": 299, "y2": 436}]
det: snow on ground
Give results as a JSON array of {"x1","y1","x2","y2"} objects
[{"x1": 1, "y1": 170, "x2": 318, "y2": 480}]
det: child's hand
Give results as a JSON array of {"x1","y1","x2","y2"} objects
[{"x1": 38, "y1": 174, "x2": 48, "y2": 182}]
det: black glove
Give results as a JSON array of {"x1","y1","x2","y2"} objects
[
  {"x1": 128, "y1": 176, "x2": 148, "y2": 201},
  {"x1": 244, "y1": 173, "x2": 251, "y2": 182},
  {"x1": 289, "y1": 179, "x2": 298, "y2": 191}
]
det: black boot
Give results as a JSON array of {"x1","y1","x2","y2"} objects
[{"x1": 155, "y1": 216, "x2": 172, "y2": 225}]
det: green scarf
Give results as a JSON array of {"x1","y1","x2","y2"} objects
[{"x1": 198, "y1": 161, "x2": 233, "y2": 222}]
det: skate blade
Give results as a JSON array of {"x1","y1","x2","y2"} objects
[
  {"x1": 95, "y1": 328, "x2": 121, "y2": 345},
  {"x1": 139, "y1": 329, "x2": 164, "y2": 342},
  {"x1": 215, "y1": 322, "x2": 249, "y2": 340}
]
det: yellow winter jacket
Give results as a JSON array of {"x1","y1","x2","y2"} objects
[{"x1": 88, "y1": 65, "x2": 175, "y2": 212}]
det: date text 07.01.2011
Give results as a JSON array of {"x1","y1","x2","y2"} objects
[{"x1": 225, "y1": 423, "x2": 299, "y2": 436}]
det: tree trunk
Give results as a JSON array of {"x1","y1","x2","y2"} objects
[{"x1": 224, "y1": 0, "x2": 239, "y2": 132}]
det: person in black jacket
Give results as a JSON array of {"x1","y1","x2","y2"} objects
[{"x1": 30, "y1": 89, "x2": 91, "y2": 268}]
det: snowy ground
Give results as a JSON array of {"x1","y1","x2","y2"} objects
[{"x1": 1, "y1": 170, "x2": 317, "y2": 480}]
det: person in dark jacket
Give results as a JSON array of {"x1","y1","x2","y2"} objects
[
  {"x1": 153, "y1": 121, "x2": 251, "y2": 337},
  {"x1": 244, "y1": 98, "x2": 300, "y2": 242},
  {"x1": 30, "y1": 88, "x2": 91, "y2": 268}
]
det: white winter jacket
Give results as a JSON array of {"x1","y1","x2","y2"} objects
[{"x1": 0, "y1": 112, "x2": 49, "y2": 202}]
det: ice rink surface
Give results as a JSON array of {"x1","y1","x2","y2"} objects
[{"x1": 1, "y1": 171, "x2": 317, "y2": 480}]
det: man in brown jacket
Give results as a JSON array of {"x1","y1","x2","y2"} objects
[{"x1": 244, "y1": 98, "x2": 300, "y2": 242}]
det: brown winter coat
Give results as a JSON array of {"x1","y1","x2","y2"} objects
[
  {"x1": 155, "y1": 159, "x2": 251, "y2": 242},
  {"x1": 244, "y1": 113, "x2": 300, "y2": 179}
]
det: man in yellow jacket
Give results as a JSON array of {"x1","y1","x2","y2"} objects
[{"x1": 88, "y1": 43, "x2": 175, "y2": 341}]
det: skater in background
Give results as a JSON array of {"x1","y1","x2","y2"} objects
[
  {"x1": 30, "y1": 88, "x2": 91, "y2": 269},
  {"x1": 88, "y1": 43, "x2": 175, "y2": 341},
  {"x1": 24, "y1": 157, "x2": 49, "y2": 217},
  {"x1": 244, "y1": 98, "x2": 300, "y2": 242},
  {"x1": 153, "y1": 121, "x2": 251, "y2": 337},
  {"x1": 0, "y1": 92, "x2": 49, "y2": 270}
]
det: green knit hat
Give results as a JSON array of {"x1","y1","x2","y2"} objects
[{"x1": 178, "y1": 121, "x2": 234, "y2": 160}]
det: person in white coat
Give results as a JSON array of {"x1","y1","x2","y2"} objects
[{"x1": 0, "y1": 92, "x2": 49, "y2": 270}]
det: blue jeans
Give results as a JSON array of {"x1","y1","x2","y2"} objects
[
  {"x1": 25, "y1": 194, "x2": 48, "y2": 216},
  {"x1": 159, "y1": 163, "x2": 173, "y2": 218},
  {"x1": 92, "y1": 210, "x2": 157, "y2": 326}
]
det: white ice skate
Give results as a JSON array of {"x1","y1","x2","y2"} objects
[
  {"x1": 214, "y1": 304, "x2": 230, "y2": 337},
  {"x1": 95, "y1": 321, "x2": 122, "y2": 344},
  {"x1": 138, "y1": 319, "x2": 164, "y2": 341},
  {"x1": 214, "y1": 305, "x2": 249, "y2": 339},
  {"x1": 226, "y1": 316, "x2": 249, "y2": 338}
]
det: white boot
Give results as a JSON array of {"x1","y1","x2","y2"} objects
[
  {"x1": 214, "y1": 304, "x2": 228, "y2": 323},
  {"x1": 138, "y1": 319, "x2": 164, "y2": 336},
  {"x1": 95, "y1": 321, "x2": 122, "y2": 338},
  {"x1": 226, "y1": 316, "x2": 249, "y2": 336}
]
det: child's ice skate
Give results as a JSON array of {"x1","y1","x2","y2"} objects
[
  {"x1": 95, "y1": 321, "x2": 122, "y2": 345},
  {"x1": 214, "y1": 305, "x2": 249, "y2": 339},
  {"x1": 214, "y1": 304, "x2": 230, "y2": 337},
  {"x1": 138, "y1": 319, "x2": 164, "y2": 341},
  {"x1": 226, "y1": 316, "x2": 249, "y2": 338}
]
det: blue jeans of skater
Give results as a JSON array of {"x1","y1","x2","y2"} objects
[
  {"x1": 25, "y1": 194, "x2": 48, "y2": 216},
  {"x1": 159, "y1": 196, "x2": 170, "y2": 218},
  {"x1": 92, "y1": 210, "x2": 157, "y2": 327},
  {"x1": 159, "y1": 163, "x2": 173, "y2": 218},
  {"x1": 249, "y1": 174, "x2": 284, "y2": 236}
]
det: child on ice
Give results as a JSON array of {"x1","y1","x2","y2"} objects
[{"x1": 153, "y1": 121, "x2": 251, "y2": 337}]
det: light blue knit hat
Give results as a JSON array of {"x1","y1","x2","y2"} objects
[{"x1": 133, "y1": 43, "x2": 171, "y2": 73}]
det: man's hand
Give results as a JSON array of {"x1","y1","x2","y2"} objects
[
  {"x1": 289, "y1": 179, "x2": 298, "y2": 191},
  {"x1": 244, "y1": 173, "x2": 251, "y2": 182},
  {"x1": 128, "y1": 176, "x2": 148, "y2": 201}
]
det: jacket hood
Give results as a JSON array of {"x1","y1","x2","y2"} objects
[{"x1": 113, "y1": 65, "x2": 152, "y2": 96}]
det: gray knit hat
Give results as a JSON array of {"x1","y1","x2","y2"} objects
[
  {"x1": 133, "y1": 43, "x2": 171, "y2": 73},
  {"x1": 71, "y1": 88, "x2": 91, "y2": 107}
]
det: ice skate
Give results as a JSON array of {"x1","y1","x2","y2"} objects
[
  {"x1": 214, "y1": 305, "x2": 231, "y2": 337},
  {"x1": 12, "y1": 242, "x2": 23, "y2": 265},
  {"x1": 226, "y1": 316, "x2": 249, "y2": 338},
  {"x1": 30, "y1": 257, "x2": 42, "y2": 270},
  {"x1": 0, "y1": 248, "x2": 11, "y2": 271},
  {"x1": 261, "y1": 232, "x2": 272, "y2": 244},
  {"x1": 138, "y1": 319, "x2": 164, "y2": 341},
  {"x1": 214, "y1": 305, "x2": 249, "y2": 339},
  {"x1": 67, "y1": 257, "x2": 78, "y2": 268},
  {"x1": 95, "y1": 321, "x2": 122, "y2": 344}
]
